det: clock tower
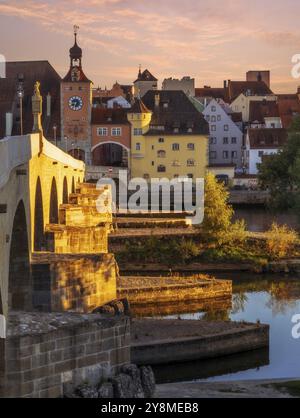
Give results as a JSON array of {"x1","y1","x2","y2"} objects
[{"x1": 61, "y1": 26, "x2": 92, "y2": 163}]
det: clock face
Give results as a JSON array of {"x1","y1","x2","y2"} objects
[{"x1": 69, "y1": 96, "x2": 83, "y2": 111}]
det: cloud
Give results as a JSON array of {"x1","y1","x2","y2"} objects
[{"x1": 0, "y1": 0, "x2": 299, "y2": 92}]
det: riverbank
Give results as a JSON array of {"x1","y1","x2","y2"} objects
[
  {"x1": 155, "y1": 379, "x2": 300, "y2": 398},
  {"x1": 118, "y1": 259, "x2": 300, "y2": 275},
  {"x1": 131, "y1": 319, "x2": 269, "y2": 366},
  {"x1": 118, "y1": 276, "x2": 232, "y2": 309}
]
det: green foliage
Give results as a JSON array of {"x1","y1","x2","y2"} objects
[
  {"x1": 258, "y1": 121, "x2": 300, "y2": 214},
  {"x1": 265, "y1": 223, "x2": 298, "y2": 259},
  {"x1": 202, "y1": 173, "x2": 246, "y2": 245}
]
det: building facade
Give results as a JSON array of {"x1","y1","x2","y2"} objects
[
  {"x1": 60, "y1": 29, "x2": 93, "y2": 164},
  {"x1": 245, "y1": 128, "x2": 287, "y2": 175},
  {"x1": 128, "y1": 91, "x2": 209, "y2": 180},
  {"x1": 162, "y1": 77, "x2": 195, "y2": 96},
  {"x1": 133, "y1": 68, "x2": 158, "y2": 98},
  {"x1": 202, "y1": 99, "x2": 244, "y2": 170}
]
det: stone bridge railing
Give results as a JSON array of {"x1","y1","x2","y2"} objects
[{"x1": 0, "y1": 134, "x2": 85, "y2": 190}]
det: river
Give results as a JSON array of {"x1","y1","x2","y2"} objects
[
  {"x1": 233, "y1": 205, "x2": 299, "y2": 232},
  {"x1": 153, "y1": 273, "x2": 300, "y2": 384}
]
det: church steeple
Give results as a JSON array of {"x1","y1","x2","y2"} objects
[
  {"x1": 63, "y1": 26, "x2": 91, "y2": 83},
  {"x1": 69, "y1": 25, "x2": 82, "y2": 69}
]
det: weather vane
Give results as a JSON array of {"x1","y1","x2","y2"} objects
[{"x1": 74, "y1": 25, "x2": 80, "y2": 36}]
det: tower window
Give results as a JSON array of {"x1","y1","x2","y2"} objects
[
  {"x1": 97, "y1": 127, "x2": 108, "y2": 136},
  {"x1": 112, "y1": 127, "x2": 122, "y2": 136}
]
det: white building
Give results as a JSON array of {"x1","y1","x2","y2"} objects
[
  {"x1": 202, "y1": 99, "x2": 244, "y2": 169},
  {"x1": 162, "y1": 77, "x2": 195, "y2": 96},
  {"x1": 245, "y1": 128, "x2": 287, "y2": 175},
  {"x1": 106, "y1": 96, "x2": 131, "y2": 109}
]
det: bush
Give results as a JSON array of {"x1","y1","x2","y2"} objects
[{"x1": 266, "y1": 223, "x2": 298, "y2": 259}]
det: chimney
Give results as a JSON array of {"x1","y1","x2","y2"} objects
[
  {"x1": 5, "y1": 112, "x2": 13, "y2": 137},
  {"x1": 224, "y1": 80, "x2": 227, "y2": 89},
  {"x1": 155, "y1": 93, "x2": 160, "y2": 108},
  {"x1": 47, "y1": 93, "x2": 51, "y2": 117}
]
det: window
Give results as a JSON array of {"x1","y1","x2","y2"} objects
[
  {"x1": 231, "y1": 137, "x2": 237, "y2": 144},
  {"x1": 211, "y1": 116, "x2": 216, "y2": 122},
  {"x1": 206, "y1": 115, "x2": 210, "y2": 122},
  {"x1": 211, "y1": 106, "x2": 216, "y2": 112},
  {"x1": 159, "y1": 137, "x2": 165, "y2": 143},
  {"x1": 210, "y1": 151, "x2": 217, "y2": 159},
  {"x1": 134, "y1": 128, "x2": 142, "y2": 136},
  {"x1": 97, "y1": 127, "x2": 108, "y2": 136},
  {"x1": 143, "y1": 174, "x2": 150, "y2": 180},
  {"x1": 187, "y1": 143, "x2": 195, "y2": 151},
  {"x1": 172, "y1": 160, "x2": 181, "y2": 167},
  {"x1": 136, "y1": 143, "x2": 141, "y2": 151},
  {"x1": 187, "y1": 174, "x2": 194, "y2": 179},
  {"x1": 211, "y1": 125, "x2": 216, "y2": 132},
  {"x1": 187, "y1": 159, "x2": 195, "y2": 167},
  {"x1": 232, "y1": 151, "x2": 237, "y2": 159},
  {"x1": 223, "y1": 137, "x2": 229, "y2": 144},
  {"x1": 112, "y1": 127, "x2": 122, "y2": 136},
  {"x1": 157, "y1": 150, "x2": 166, "y2": 158},
  {"x1": 258, "y1": 151, "x2": 264, "y2": 158},
  {"x1": 210, "y1": 137, "x2": 217, "y2": 145},
  {"x1": 158, "y1": 165, "x2": 166, "y2": 173},
  {"x1": 224, "y1": 125, "x2": 229, "y2": 132},
  {"x1": 172, "y1": 143, "x2": 180, "y2": 151},
  {"x1": 152, "y1": 161, "x2": 155, "y2": 166},
  {"x1": 217, "y1": 115, "x2": 221, "y2": 121},
  {"x1": 223, "y1": 151, "x2": 229, "y2": 159}
]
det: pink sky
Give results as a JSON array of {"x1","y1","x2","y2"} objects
[{"x1": 1, "y1": 0, "x2": 300, "y2": 93}]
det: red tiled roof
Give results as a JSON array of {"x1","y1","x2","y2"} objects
[
  {"x1": 130, "y1": 98, "x2": 152, "y2": 114},
  {"x1": 249, "y1": 100, "x2": 280, "y2": 123},
  {"x1": 195, "y1": 87, "x2": 228, "y2": 101},
  {"x1": 142, "y1": 90, "x2": 209, "y2": 136},
  {"x1": 228, "y1": 81, "x2": 273, "y2": 102},
  {"x1": 230, "y1": 112, "x2": 243, "y2": 123},
  {"x1": 134, "y1": 69, "x2": 157, "y2": 83},
  {"x1": 248, "y1": 128, "x2": 287, "y2": 149},
  {"x1": 277, "y1": 95, "x2": 300, "y2": 129},
  {"x1": 91, "y1": 108, "x2": 130, "y2": 125}
]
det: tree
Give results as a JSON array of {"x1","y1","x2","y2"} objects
[
  {"x1": 258, "y1": 119, "x2": 300, "y2": 213},
  {"x1": 202, "y1": 172, "x2": 246, "y2": 245}
]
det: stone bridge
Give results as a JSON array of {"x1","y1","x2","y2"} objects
[{"x1": 0, "y1": 133, "x2": 117, "y2": 337}]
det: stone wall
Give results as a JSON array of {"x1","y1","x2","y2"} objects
[
  {"x1": 31, "y1": 253, "x2": 117, "y2": 313},
  {"x1": 2, "y1": 312, "x2": 130, "y2": 398}
]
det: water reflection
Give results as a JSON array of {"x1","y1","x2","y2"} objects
[
  {"x1": 155, "y1": 274, "x2": 300, "y2": 382},
  {"x1": 233, "y1": 206, "x2": 299, "y2": 232}
]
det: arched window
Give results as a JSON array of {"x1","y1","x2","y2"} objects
[
  {"x1": 187, "y1": 159, "x2": 195, "y2": 167},
  {"x1": 157, "y1": 165, "x2": 166, "y2": 173},
  {"x1": 172, "y1": 143, "x2": 180, "y2": 151},
  {"x1": 157, "y1": 150, "x2": 166, "y2": 158},
  {"x1": 49, "y1": 178, "x2": 58, "y2": 224}
]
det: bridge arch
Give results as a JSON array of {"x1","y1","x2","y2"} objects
[
  {"x1": 9, "y1": 200, "x2": 31, "y2": 311},
  {"x1": 34, "y1": 177, "x2": 46, "y2": 251},
  {"x1": 49, "y1": 177, "x2": 59, "y2": 224},
  {"x1": 62, "y1": 177, "x2": 68, "y2": 204},
  {"x1": 91, "y1": 142, "x2": 130, "y2": 168},
  {"x1": 71, "y1": 177, "x2": 75, "y2": 194}
]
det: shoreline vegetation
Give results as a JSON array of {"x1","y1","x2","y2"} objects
[{"x1": 115, "y1": 174, "x2": 300, "y2": 273}]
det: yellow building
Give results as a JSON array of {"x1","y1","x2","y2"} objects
[{"x1": 128, "y1": 91, "x2": 209, "y2": 180}]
